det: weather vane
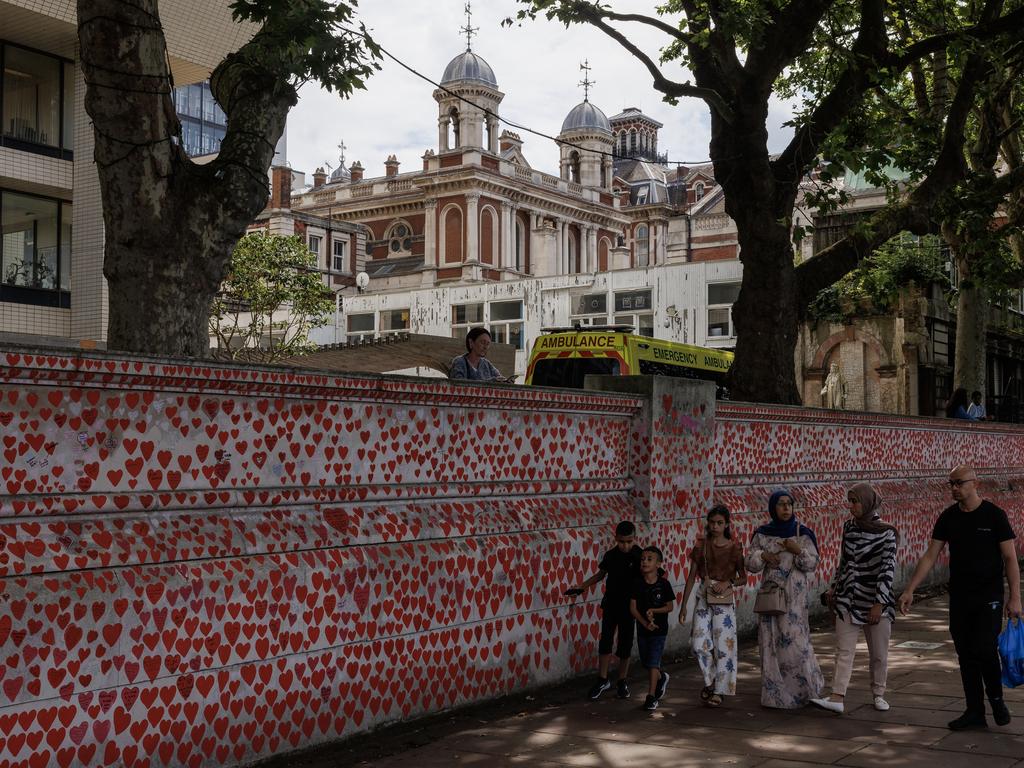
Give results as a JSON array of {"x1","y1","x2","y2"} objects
[
  {"x1": 461, "y1": 3, "x2": 478, "y2": 52},
  {"x1": 337, "y1": 139, "x2": 347, "y2": 167},
  {"x1": 579, "y1": 60, "x2": 595, "y2": 101}
]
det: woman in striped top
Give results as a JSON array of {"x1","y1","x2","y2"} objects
[{"x1": 812, "y1": 483, "x2": 898, "y2": 714}]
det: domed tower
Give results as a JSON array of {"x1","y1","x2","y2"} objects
[
  {"x1": 434, "y1": 8, "x2": 504, "y2": 154},
  {"x1": 557, "y1": 63, "x2": 613, "y2": 190}
]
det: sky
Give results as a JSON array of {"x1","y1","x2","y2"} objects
[{"x1": 285, "y1": 0, "x2": 797, "y2": 182}]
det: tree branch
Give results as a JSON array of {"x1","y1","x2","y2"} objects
[{"x1": 574, "y1": 9, "x2": 736, "y2": 122}]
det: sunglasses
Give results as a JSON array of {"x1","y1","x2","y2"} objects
[{"x1": 948, "y1": 478, "x2": 976, "y2": 488}]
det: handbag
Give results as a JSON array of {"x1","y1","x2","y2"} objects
[
  {"x1": 753, "y1": 580, "x2": 787, "y2": 615},
  {"x1": 753, "y1": 545, "x2": 789, "y2": 616},
  {"x1": 703, "y1": 540, "x2": 734, "y2": 605}
]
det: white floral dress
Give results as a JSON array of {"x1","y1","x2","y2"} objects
[{"x1": 745, "y1": 532, "x2": 825, "y2": 708}]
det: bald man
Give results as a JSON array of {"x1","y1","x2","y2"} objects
[{"x1": 898, "y1": 466, "x2": 1021, "y2": 731}]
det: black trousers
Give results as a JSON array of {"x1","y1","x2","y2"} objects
[{"x1": 948, "y1": 596, "x2": 1004, "y2": 714}]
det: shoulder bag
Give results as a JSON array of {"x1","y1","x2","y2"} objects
[
  {"x1": 753, "y1": 543, "x2": 788, "y2": 615},
  {"x1": 703, "y1": 540, "x2": 735, "y2": 606}
]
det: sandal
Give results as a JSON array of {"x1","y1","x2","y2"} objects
[
  {"x1": 708, "y1": 694, "x2": 723, "y2": 708},
  {"x1": 700, "y1": 685, "x2": 713, "y2": 703}
]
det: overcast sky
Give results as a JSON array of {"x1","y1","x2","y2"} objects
[{"x1": 286, "y1": 0, "x2": 796, "y2": 182}]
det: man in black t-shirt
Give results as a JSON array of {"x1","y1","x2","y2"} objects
[
  {"x1": 566, "y1": 520, "x2": 642, "y2": 700},
  {"x1": 898, "y1": 465, "x2": 1022, "y2": 731}
]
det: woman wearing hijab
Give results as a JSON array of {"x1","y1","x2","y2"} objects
[
  {"x1": 812, "y1": 483, "x2": 899, "y2": 714},
  {"x1": 746, "y1": 490, "x2": 825, "y2": 708}
]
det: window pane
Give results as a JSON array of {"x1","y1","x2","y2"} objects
[
  {"x1": 638, "y1": 314, "x2": 655, "y2": 337},
  {"x1": 62, "y1": 62, "x2": 74, "y2": 150},
  {"x1": 187, "y1": 84, "x2": 202, "y2": 119},
  {"x1": 60, "y1": 202, "x2": 71, "y2": 291},
  {"x1": 381, "y1": 309, "x2": 409, "y2": 331},
  {"x1": 490, "y1": 300, "x2": 522, "y2": 321},
  {"x1": 492, "y1": 323, "x2": 523, "y2": 349},
  {"x1": 452, "y1": 303, "x2": 483, "y2": 324},
  {"x1": 708, "y1": 307, "x2": 731, "y2": 337},
  {"x1": 573, "y1": 292, "x2": 607, "y2": 315},
  {"x1": 202, "y1": 84, "x2": 217, "y2": 122},
  {"x1": 347, "y1": 313, "x2": 374, "y2": 333},
  {"x1": 708, "y1": 282, "x2": 741, "y2": 305},
  {"x1": 308, "y1": 236, "x2": 321, "y2": 254},
  {"x1": 3, "y1": 46, "x2": 61, "y2": 147},
  {"x1": 614, "y1": 290, "x2": 651, "y2": 313},
  {"x1": 2, "y1": 192, "x2": 59, "y2": 289}
]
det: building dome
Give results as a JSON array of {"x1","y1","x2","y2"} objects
[
  {"x1": 561, "y1": 101, "x2": 612, "y2": 135},
  {"x1": 441, "y1": 51, "x2": 498, "y2": 87},
  {"x1": 329, "y1": 163, "x2": 350, "y2": 183}
]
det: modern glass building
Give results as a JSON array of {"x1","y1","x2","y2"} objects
[{"x1": 172, "y1": 80, "x2": 227, "y2": 157}]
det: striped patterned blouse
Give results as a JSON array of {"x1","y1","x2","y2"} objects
[{"x1": 831, "y1": 519, "x2": 898, "y2": 625}]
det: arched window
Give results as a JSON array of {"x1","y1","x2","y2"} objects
[
  {"x1": 480, "y1": 206, "x2": 497, "y2": 265},
  {"x1": 567, "y1": 231, "x2": 579, "y2": 273},
  {"x1": 386, "y1": 221, "x2": 413, "y2": 256},
  {"x1": 447, "y1": 107, "x2": 460, "y2": 149},
  {"x1": 629, "y1": 129, "x2": 637, "y2": 155},
  {"x1": 514, "y1": 218, "x2": 526, "y2": 272},
  {"x1": 569, "y1": 151, "x2": 581, "y2": 184},
  {"x1": 619, "y1": 132, "x2": 627, "y2": 155},
  {"x1": 441, "y1": 205, "x2": 463, "y2": 263},
  {"x1": 635, "y1": 225, "x2": 649, "y2": 267},
  {"x1": 694, "y1": 182, "x2": 705, "y2": 202}
]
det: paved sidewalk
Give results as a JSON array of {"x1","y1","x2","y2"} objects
[{"x1": 282, "y1": 586, "x2": 1024, "y2": 768}]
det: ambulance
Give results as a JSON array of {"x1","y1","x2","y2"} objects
[{"x1": 524, "y1": 326, "x2": 733, "y2": 395}]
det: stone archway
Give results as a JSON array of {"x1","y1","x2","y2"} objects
[{"x1": 805, "y1": 326, "x2": 894, "y2": 412}]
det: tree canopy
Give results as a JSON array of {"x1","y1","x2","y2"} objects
[
  {"x1": 512, "y1": 0, "x2": 1024, "y2": 403},
  {"x1": 209, "y1": 232, "x2": 335, "y2": 362}
]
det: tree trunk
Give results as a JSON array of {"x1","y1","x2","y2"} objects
[
  {"x1": 949, "y1": 246, "x2": 988, "y2": 398},
  {"x1": 712, "y1": 98, "x2": 802, "y2": 404},
  {"x1": 78, "y1": 0, "x2": 292, "y2": 357}
]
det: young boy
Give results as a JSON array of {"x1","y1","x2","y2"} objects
[
  {"x1": 566, "y1": 520, "x2": 642, "y2": 699},
  {"x1": 630, "y1": 546, "x2": 675, "y2": 711}
]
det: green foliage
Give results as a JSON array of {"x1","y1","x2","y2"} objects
[
  {"x1": 808, "y1": 233, "x2": 949, "y2": 322},
  {"x1": 209, "y1": 232, "x2": 334, "y2": 361},
  {"x1": 228, "y1": 0, "x2": 380, "y2": 95}
]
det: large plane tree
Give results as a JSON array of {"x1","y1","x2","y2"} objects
[
  {"x1": 514, "y1": 0, "x2": 1024, "y2": 403},
  {"x1": 78, "y1": 0, "x2": 378, "y2": 357}
]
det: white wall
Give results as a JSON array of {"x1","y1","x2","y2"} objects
[{"x1": 311, "y1": 259, "x2": 744, "y2": 377}]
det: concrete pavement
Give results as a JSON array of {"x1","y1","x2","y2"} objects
[{"x1": 277, "y1": 585, "x2": 1024, "y2": 768}]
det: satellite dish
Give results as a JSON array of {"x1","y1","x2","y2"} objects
[{"x1": 356, "y1": 271, "x2": 370, "y2": 291}]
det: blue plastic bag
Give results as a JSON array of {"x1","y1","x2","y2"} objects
[{"x1": 999, "y1": 618, "x2": 1024, "y2": 688}]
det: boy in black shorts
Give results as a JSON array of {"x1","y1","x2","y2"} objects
[
  {"x1": 566, "y1": 520, "x2": 642, "y2": 699},
  {"x1": 631, "y1": 546, "x2": 675, "y2": 711}
]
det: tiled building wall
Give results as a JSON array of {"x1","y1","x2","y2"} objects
[{"x1": 0, "y1": 350, "x2": 1022, "y2": 767}]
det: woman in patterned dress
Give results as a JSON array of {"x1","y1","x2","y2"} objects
[
  {"x1": 678, "y1": 505, "x2": 746, "y2": 707},
  {"x1": 746, "y1": 490, "x2": 825, "y2": 708},
  {"x1": 812, "y1": 482, "x2": 898, "y2": 714}
]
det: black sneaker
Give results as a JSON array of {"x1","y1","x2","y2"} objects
[
  {"x1": 587, "y1": 678, "x2": 611, "y2": 700},
  {"x1": 616, "y1": 679, "x2": 630, "y2": 699},
  {"x1": 991, "y1": 698, "x2": 1011, "y2": 726},
  {"x1": 654, "y1": 671, "x2": 670, "y2": 701},
  {"x1": 643, "y1": 694, "x2": 658, "y2": 711},
  {"x1": 948, "y1": 711, "x2": 987, "y2": 731}
]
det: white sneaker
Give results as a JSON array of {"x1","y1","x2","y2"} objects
[
  {"x1": 810, "y1": 697, "x2": 845, "y2": 714},
  {"x1": 873, "y1": 696, "x2": 890, "y2": 712}
]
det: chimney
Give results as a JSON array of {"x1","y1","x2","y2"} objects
[
  {"x1": 269, "y1": 165, "x2": 291, "y2": 209},
  {"x1": 422, "y1": 149, "x2": 435, "y2": 171},
  {"x1": 350, "y1": 161, "x2": 364, "y2": 183},
  {"x1": 615, "y1": 186, "x2": 630, "y2": 207},
  {"x1": 499, "y1": 130, "x2": 523, "y2": 153},
  {"x1": 385, "y1": 154, "x2": 400, "y2": 178},
  {"x1": 312, "y1": 166, "x2": 327, "y2": 188}
]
